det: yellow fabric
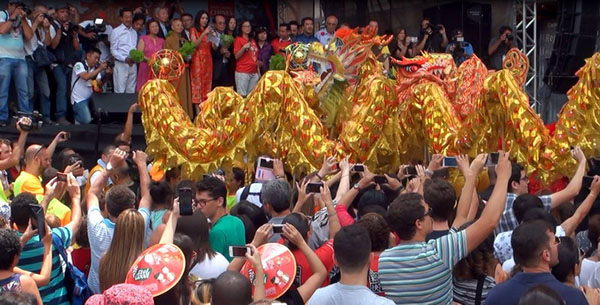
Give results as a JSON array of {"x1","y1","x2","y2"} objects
[
  {"x1": 84, "y1": 164, "x2": 105, "y2": 195},
  {"x1": 46, "y1": 198, "x2": 72, "y2": 227},
  {"x1": 13, "y1": 171, "x2": 43, "y2": 197}
]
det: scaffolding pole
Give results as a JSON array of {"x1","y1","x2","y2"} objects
[{"x1": 513, "y1": 0, "x2": 539, "y2": 112}]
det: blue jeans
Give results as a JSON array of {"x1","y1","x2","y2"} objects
[
  {"x1": 26, "y1": 57, "x2": 51, "y2": 120},
  {"x1": 72, "y1": 98, "x2": 92, "y2": 124},
  {"x1": 51, "y1": 65, "x2": 71, "y2": 120},
  {"x1": 0, "y1": 58, "x2": 31, "y2": 121}
]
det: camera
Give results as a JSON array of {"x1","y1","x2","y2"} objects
[
  {"x1": 14, "y1": 111, "x2": 43, "y2": 131},
  {"x1": 106, "y1": 61, "x2": 115, "y2": 69},
  {"x1": 506, "y1": 34, "x2": 514, "y2": 41}
]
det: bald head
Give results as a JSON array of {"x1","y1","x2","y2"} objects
[
  {"x1": 326, "y1": 15, "x2": 338, "y2": 34},
  {"x1": 25, "y1": 144, "x2": 43, "y2": 163},
  {"x1": 212, "y1": 271, "x2": 252, "y2": 305}
]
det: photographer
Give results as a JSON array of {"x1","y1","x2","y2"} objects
[
  {"x1": 24, "y1": 5, "x2": 55, "y2": 125},
  {"x1": 445, "y1": 29, "x2": 473, "y2": 66},
  {"x1": 0, "y1": 1, "x2": 34, "y2": 127},
  {"x1": 70, "y1": 47, "x2": 111, "y2": 124},
  {"x1": 77, "y1": 12, "x2": 112, "y2": 62},
  {"x1": 49, "y1": 6, "x2": 81, "y2": 126},
  {"x1": 415, "y1": 18, "x2": 448, "y2": 53},
  {"x1": 488, "y1": 25, "x2": 515, "y2": 70}
]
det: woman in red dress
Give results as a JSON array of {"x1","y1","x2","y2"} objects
[{"x1": 190, "y1": 10, "x2": 214, "y2": 113}]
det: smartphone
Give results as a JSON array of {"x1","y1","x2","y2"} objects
[
  {"x1": 410, "y1": 36, "x2": 418, "y2": 43},
  {"x1": 273, "y1": 224, "x2": 284, "y2": 234},
  {"x1": 29, "y1": 204, "x2": 45, "y2": 239},
  {"x1": 256, "y1": 157, "x2": 275, "y2": 182},
  {"x1": 442, "y1": 156, "x2": 458, "y2": 167},
  {"x1": 405, "y1": 166, "x2": 417, "y2": 176},
  {"x1": 178, "y1": 187, "x2": 193, "y2": 216},
  {"x1": 306, "y1": 182, "x2": 323, "y2": 193},
  {"x1": 63, "y1": 132, "x2": 71, "y2": 140},
  {"x1": 486, "y1": 152, "x2": 500, "y2": 166},
  {"x1": 353, "y1": 164, "x2": 365, "y2": 172},
  {"x1": 229, "y1": 246, "x2": 251, "y2": 257},
  {"x1": 56, "y1": 172, "x2": 67, "y2": 182},
  {"x1": 583, "y1": 176, "x2": 595, "y2": 189},
  {"x1": 374, "y1": 175, "x2": 388, "y2": 184}
]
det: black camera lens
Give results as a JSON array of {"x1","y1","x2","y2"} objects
[{"x1": 506, "y1": 34, "x2": 514, "y2": 41}]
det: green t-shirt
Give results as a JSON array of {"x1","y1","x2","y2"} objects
[{"x1": 209, "y1": 214, "x2": 246, "y2": 261}]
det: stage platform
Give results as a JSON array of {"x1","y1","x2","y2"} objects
[{"x1": 0, "y1": 121, "x2": 146, "y2": 170}]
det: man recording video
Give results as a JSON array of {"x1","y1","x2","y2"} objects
[
  {"x1": 488, "y1": 25, "x2": 515, "y2": 70},
  {"x1": 415, "y1": 18, "x2": 448, "y2": 53},
  {"x1": 70, "y1": 47, "x2": 112, "y2": 124},
  {"x1": 445, "y1": 29, "x2": 473, "y2": 66}
]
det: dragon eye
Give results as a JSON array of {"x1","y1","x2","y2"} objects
[{"x1": 410, "y1": 65, "x2": 418, "y2": 72}]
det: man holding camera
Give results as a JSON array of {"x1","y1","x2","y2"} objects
[
  {"x1": 0, "y1": 1, "x2": 34, "y2": 127},
  {"x1": 488, "y1": 25, "x2": 515, "y2": 71},
  {"x1": 70, "y1": 47, "x2": 111, "y2": 124},
  {"x1": 24, "y1": 4, "x2": 55, "y2": 125},
  {"x1": 49, "y1": 6, "x2": 81, "y2": 125},
  {"x1": 415, "y1": 18, "x2": 448, "y2": 53},
  {"x1": 445, "y1": 29, "x2": 473, "y2": 66}
]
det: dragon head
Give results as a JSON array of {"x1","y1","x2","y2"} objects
[{"x1": 392, "y1": 52, "x2": 457, "y2": 89}]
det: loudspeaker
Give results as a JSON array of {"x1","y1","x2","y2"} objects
[
  {"x1": 422, "y1": 2, "x2": 492, "y2": 57},
  {"x1": 92, "y1": 93, "x2": 138, "y2": 123},
  {"x1": 544, "y1": 0, "x2": 599, "y2": 93}
]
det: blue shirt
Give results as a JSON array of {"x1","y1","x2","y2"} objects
[
  {"x1": 445, "y1": 41, "x2": 474, "y2": 65},
  {"x1": 293, "y1": 34, "x2": 319, "y2": 44},
  {"x1": 18, "y1": 227, "x2": 73, "y2": 305},
  {"x1": 486, "y1": 272, "x2": 588, "y2": 305}
]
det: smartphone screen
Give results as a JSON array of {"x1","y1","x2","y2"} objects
[
  {"x1": 178, "y1": 187, "x2": 193, "y2": 216},
  {"x1": 374, "y1": 175, "x2": 388, "y2": 184},
  {"x1": 29, "y1": 204, "x2": 45, "y2": 239},
  {"x1": 405, "y1": 166, "x2": 417, "y2": 176},
  {"x1": 442, "y1": 157, "x2": 458, "y2": 167},
  {"x1": 229, "y1": 246, "x2": 250, "y2": 257},
  {"x1": 353, "y1": 164, "x2": 365, "y2": 172},
  {"x1": 273, "y1": 224, "x2": 284, "y2": 234},
  {"x1": 306, "y1": 182, "x2": 323, "y2": 193},
  {"x1": 487, "y1": 152, "x2": 500, "y2": 166},
  {"x1": 259, "y1": 158, "x2": 274, "y2": 169},
  {"x1": 583, "y1": 176, "x2": 594, "y2": 189}
]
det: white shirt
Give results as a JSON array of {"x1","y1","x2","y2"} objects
[
  {"x1": 24, "y1": 18, "x2": 46, "y2": 55},
  {"x1": 315, "y1": 29, "x2": 334, "y2": 46},
  {"x1": 189, "y1": 253, "x2": 229, "y2": 280},
  {"x1": 79, "y1": 20, "x2": 113, "y2": 62},
  {"x1": 581, "y1": 258, "x2": 600, "y2": 287},
  {"x1": 110, "y1": 23, "x2": 137, "y2": 62},
  {"x1": 70, "y1": 60, "x2": 101, "y2": 104},
  {"x1": 235, "y1": 182, "x2": 263, "y2": 207}
]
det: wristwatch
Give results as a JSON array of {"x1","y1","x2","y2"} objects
[
  {"x1": 106, "y1": 162, "x2": 113, "y2": 171},
  {"x1": 352, "y1": 183, "x2": 360, "y2": 191}
]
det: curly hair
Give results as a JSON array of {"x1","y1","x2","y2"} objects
[
  {"x1": 357, "y1": 213, "x2": 390, "y2": 252},
  {"x1": 0, "y1": 229, "x2": 22, "y2": 269},
  {"x1": 453, "y1": 221, "x2": 496, "y2": 281}
]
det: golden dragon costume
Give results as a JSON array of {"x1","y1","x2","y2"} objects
[{"x1": 138, "y1": 27, "x2": 600, "y2": 184}]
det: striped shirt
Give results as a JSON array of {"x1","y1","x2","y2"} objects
[
  {"x1": 494, "y1": 193, "x2": 551, "y2": 235},
  {"x1": 378, "y1": 230, "x2": 468, "y2": 305},
  {"x1": 17, "y1": 227, "x2": 73, "y2": 305}
]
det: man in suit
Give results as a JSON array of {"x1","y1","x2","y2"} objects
[
  {"x1": 211, "y1": 14, "x2": 233, "y2": 88},
  {"x1": 181, "y1": 13, "x2": 193, "y2": 41},
  {"x1": 155, "y1": 6, "x2": 170, "y2": 39}
]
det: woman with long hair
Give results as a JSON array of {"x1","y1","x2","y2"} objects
[
  {"x1": 190, "y1": 10, "x2": 214, "y2": 112},
  {"x1": 135, "y1": 19, "x2": 165, "y2": 92},
  {"x1": 453, "y1": 221, "x2": 499, "y2": 305},
  {"x1": 165, "y1": 18, "x2": 194, "y2": 119},
  {"x1": 389, "y1": 28, "x2": 414, "y2": 60},
  {"x1": 98, "y1": 209, "x2": 145, "y2": 292},
  {"x1": 233, "y1": 20, "x2": 259, "y2": 97}
]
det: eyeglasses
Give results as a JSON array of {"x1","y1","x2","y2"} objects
[
  {"x1": 423, "y1": 207, "x2": 433, "y2": 218},
  {"x1": 195, "y1": 197, "x2": 216, "y2": 206}
]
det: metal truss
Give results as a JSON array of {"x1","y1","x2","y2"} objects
[{"x1": 513, "y1": 0, "x2": 539, "y2": 112}]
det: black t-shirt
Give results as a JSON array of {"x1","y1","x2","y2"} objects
[
  {"x1": 426, "y1": 229, "x2": 450, "y2": 242},
  {"x1": 277, "y1": 287, "x2": 304, "y2": 305},
  {"x1": 418, "y1": 30, "x2": 444, "y2": 53}
]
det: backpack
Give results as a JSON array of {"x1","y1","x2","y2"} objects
[{"x1": 52, "y1": 234, "x2": 93, "y2": 305}]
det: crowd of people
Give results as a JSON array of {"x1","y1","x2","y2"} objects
[
  {"x1": 0, "y1": 109, "x2": 599, "y2": 305},
  {"x1": 0, "y1": 1, "x2": 516, "y2": 126}
]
